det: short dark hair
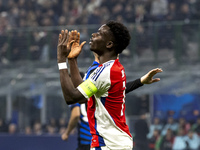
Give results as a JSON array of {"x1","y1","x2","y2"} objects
[{"x1": 106, "y1": 21, "x2": 131, "y2": 54}]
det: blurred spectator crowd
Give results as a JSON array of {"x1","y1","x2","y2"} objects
[
  {"x1": 0, "y1": 0, "x2": 200, "y2": 63},
  {"x1": 134, "y1": 115, "x2": 200, "y2": 150},
  {"x1": 1, "y1": 116, "x2": 200, "y2": 150},
  {"x1": 0, "y1": 0, "x2": 200, "y2": 28},
  {"x1": 0, "y1": 117, "x2": 68, "y2": 135}
]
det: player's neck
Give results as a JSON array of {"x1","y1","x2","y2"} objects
[{"x1": 99, "y1": 53, "x2": 117, "y2": 64}]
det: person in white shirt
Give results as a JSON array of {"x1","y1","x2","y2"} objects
[
  {"x1": 172, "y1": 127, "x2": 187, "y2": 150},
  {"x1": 162, "y1": 116, "x2": 178, "y2": 136},
  {"x1": 185, "y1": 130, "x2": 200, "y2": 150},
  {"x1": 147, "y1": 117, "x2": 163, "y2": 139}
]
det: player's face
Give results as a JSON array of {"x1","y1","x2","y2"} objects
[{"x1": 89, "y1": 24, "x2": 113, "y2": 55}]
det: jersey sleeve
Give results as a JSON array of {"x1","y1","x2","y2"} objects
[
  {"x1": 77, "y1": 65, "x2": 111, "y2": 99},
  {"x1": 69, "y1": 103, "x2": 80, "y2": 110},
  {"x1": 125, "y1": 78, "x2": 143, "y2": 94}
]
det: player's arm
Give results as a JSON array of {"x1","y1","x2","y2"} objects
[
  {"x1": 68, "y1": 58, "x2": 83, "y2": 88},
  {"x1": 62, "y1": 106, "x2": 80, "y2": 141},
  {"x1": 68, "y1": 52, "x2": 99, "y2": 88},
  {"x1": 68, "y1": 31, "x2": 86, "y2": 88},
  {"x1": 125, "y1": 68, "x2": 163, "y2": 94},
  {"x1": 57, "y1": 29, "x2": 86, "y2": 104},
  {"x1": 125, "y1": 79, "x2": 143, "y2": 94}
]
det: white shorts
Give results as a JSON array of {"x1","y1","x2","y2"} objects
[
  {"x1": 90, "y1": 146, "x2": 132, "y2": 150},
  {"x1": 90, "y1": 147, "x2": 110, "y2": 150}
]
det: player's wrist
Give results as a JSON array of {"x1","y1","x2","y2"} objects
[
  {"x1": 68, "y1": 58, "x2": 77, "y2": 62},
  {"x1": 140, "y1": 75, "x2": 146, "y2": 84},
  {"x1": 57, "y1": 58, "x2": 67, "y2": 63},
  {"x1": 58, "y1": 62, "x2": 68, "y2": 70}
]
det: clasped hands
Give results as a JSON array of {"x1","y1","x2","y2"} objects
[{"x1": 57, "y1": 29, "x2": 86, "y2": 63}]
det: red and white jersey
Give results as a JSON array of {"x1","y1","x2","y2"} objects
[{"x1": 77, "y1": 59, "x2": 133, "y2": 149}]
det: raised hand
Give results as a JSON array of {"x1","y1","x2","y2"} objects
[
  {"x1": 57, "y1": 29, "x2": 74, "y2": 63},
  {"x1": 140, "y1": 68, "x2": 163, "y2": 84},
  {"x1": 67, "y1": 30, "x2": 86, "y2": 59}
]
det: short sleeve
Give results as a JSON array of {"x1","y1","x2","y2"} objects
[{"x1": 77, "y1": 65, "x2": 111, "y2": 99}]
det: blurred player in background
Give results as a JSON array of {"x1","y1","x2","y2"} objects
[{"x1": 57, "y1": 20, "x2": 162, "y2": 149}]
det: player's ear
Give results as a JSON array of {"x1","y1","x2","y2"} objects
[{"x1": 106, "y1": 41, "x2": 114, "y2": 49}]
